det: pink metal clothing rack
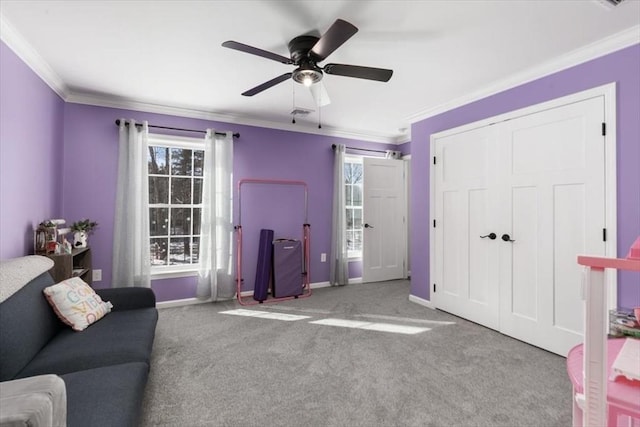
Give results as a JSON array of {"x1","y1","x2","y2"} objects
[{"x1": 235, "y1": 178, "x2": 312, "y2": 306}]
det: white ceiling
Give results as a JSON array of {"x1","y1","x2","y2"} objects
[{"x1": 1, "y1": 0, "x2": 639, "y2": 143}]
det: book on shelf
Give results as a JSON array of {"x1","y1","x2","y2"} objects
[{"x1": 609, "y1": 309, "x2": 640, "y2": 338}]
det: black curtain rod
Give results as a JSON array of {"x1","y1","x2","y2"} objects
[
  {"x1": 331, "y1": 144, "x2": 400, "y2": 155},
  {"x1": 114, "y1": 119, "x2": 239, "y2": 138}
]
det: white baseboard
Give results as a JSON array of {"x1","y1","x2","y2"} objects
[
  {"x1": 408, "y1": 294, "x2": 436, "y2": 310},
  {"x1": 159, "y1": 281, "x2": 349, "y2": 308},
  {"x1": 236, "y1": 281, "x2": 333, "y2": 299},
  {"x1": 348, "y1": 277, "x2": 363, "y2": 285},
  {"x1": 311, "y1": 281, "x2": 332, "y2": 289},
  {"x1": 157, "y1": 297, "x2": 210, "y2": 309}
]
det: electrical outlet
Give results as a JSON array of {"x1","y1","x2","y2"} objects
[
  {"x1": 320, "y1": 253, "x2": 327, "y2": 262},
  {"x1": 93, "y1": 269, "x2": 102, "y2": 282}
]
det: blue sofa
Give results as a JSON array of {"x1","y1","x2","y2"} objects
[{"x1": 0, "y1": 256, "x2": 158, "y2": 427}]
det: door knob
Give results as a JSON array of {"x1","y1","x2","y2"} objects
[
  {"x1": 501, "y1": 234, "x2": 515, "y2": 242},
  {"x1": 480, "y1": 233, "x2": 497, "y2": 240},
  {"x1": 364, "y1": 223, "x2": 374, "y2": 229}
]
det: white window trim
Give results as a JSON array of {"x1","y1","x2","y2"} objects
[{"x1": 148, "y1": 133, "x2": 204, "y2": 278}]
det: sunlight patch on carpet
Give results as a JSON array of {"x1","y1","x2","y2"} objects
[
  {"x1": 354, "y1": 313, "x2": 455, "y2": 325},
  {"x1": 309, "y1": 318, "x2": 430, "y2": 335},
  {"x1": 219, "y1": 309, "x2": 310, "y2": 321}
]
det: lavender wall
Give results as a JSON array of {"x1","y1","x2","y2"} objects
[
  {"x1": 61, "y1": 103, "x2": 397, "y2": 300},
  {"x1": 0, "y1": 42, "x2": 64, "y2": 259},
  {"x1": 410, "y1": 44, "x2": 640, "y2": 310}
]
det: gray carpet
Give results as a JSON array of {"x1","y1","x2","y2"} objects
[{"x1": 141, "y1": 281, "x2": 572, "y2": 426}]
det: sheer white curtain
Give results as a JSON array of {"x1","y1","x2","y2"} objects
[
  {"x1": 112, "y1": 119, "x2": 151, "y2": 288},
  {"x1": 197, "y1": 130, "x2": 234, "y2": 301},
  {"x1": 330, "y1": 144, "x2": 349, "y2": 286}
]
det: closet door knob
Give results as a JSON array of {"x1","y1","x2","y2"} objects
[
  {"x1": 480, "y1": 233, "x2": 497, "y2": 240},
  {"x1": 501, "y1": 234, "x2": 515, "y2": 242},
  {"x1": 364, "y1": 223, "x2": 374, "y2": 229}
]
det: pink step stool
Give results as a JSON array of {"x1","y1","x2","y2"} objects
[
  {"x1": 574, "y1": 236, "x2": 640, "y2": 426},
  {"x1": 567, "y1": 339, "x2": 640, "y2": 427}
]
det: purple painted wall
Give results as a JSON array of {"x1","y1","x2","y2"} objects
[
  {"x1": 410, "y1": 44, "x2": 640, "y2": 310},
  {"x1": 397, "y1": 141, "x2": 411, "y2": 156},
  {"x1": 0, "y1": 42, "x2": 64, "y2": 259},
  {"x1": 61, "y1": 103, "x2": 397, "y2": 300}
]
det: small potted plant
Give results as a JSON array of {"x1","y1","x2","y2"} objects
[{"x1": 70, "y1": 219, "x2": 98, "y2": 248}]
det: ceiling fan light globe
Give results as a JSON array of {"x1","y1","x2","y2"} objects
[{"x1": 293, "y1": 68, "x2": 323, "y2": 86}]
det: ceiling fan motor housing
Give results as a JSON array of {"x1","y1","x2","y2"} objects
[{"x1": 289, "y1": 35, "x2": 323, "y2": 85}]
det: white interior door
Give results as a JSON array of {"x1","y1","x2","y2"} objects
[
  {"x1": 432, "y1": 126, "x2": 500, "y2": 329},
  {"x1": 362, "y1": 157, "x2": 406, "y2": 283},
  {"x1": 497, "y1": 96, "x2": 606, "y2": 356}
]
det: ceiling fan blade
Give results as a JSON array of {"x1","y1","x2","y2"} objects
[
  {"x1": 222, "y1": 41, "x2": 292, "y2": 64},
  {"x1": 309, "y1": 81, "x2": 331, "y2": 107},
  {"x1": 242, "y1": 73, "x2": 293, "y2": 96},
  {"x1": 311, "y1": 19, "x2": 358, "y2": 61},
  {"x1": 323, "y1": 64, "x2": 393, "y2": 82}
]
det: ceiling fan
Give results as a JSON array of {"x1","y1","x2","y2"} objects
[{"x1": 222, "y1": 19, "x2": 393, "y2": 105}]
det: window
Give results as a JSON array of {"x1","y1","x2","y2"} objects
[
  {"x1": 345, "y1": 156, "x2": 363, "y2": 258},
  {"x1": 147, "y1": 135, "x2": 204, "y2": 273}
]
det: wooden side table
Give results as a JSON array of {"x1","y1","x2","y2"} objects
[{"x1": 46, "y1": 247, "x2": 93, "y2": 285}]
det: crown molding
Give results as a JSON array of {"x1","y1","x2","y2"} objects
[
  {"x1": 0, "y1": 13, "x2": 68, "y2": 99},
  {"x1": 66, "y1": 91, "x2": 402, "y2": 144},
  {"x1": 405, "y1": 25, "x2": 640, "y2": 124}
]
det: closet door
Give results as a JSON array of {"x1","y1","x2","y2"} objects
[
  {"x1": 497, "y1": 96, "x2": 606, "y2": 356},
  {"x1": 433, "y1": 126, "x2": 500, "y2": 329}
]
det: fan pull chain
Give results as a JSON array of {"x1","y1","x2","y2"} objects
[
  {"x1": 318, "y1": 104, "x2": 322, "y2": 129},
  {"x1": 292, "y1": 83, "x2": 296, "y2": 124}
]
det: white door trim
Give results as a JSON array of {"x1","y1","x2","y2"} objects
[{"x1": 429, "y1": 82, "x2": 617, "y2": 309}]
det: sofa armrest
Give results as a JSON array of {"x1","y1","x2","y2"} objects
[
  {"x1": 95, "y1": 287, "x2": 156, "y2": 311},
  {"x1": 0, "y1": 375, "x2": 67, "y2": 427}
]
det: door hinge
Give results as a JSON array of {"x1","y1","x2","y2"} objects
[
  {"x1": 433, "y1": 283, "x2": 436, "y2": 293},
  {"x1": 603, "y1": 228, "x2": 607, "y2": 242},
  {"x1": 433, "y1": 156, "x2": 437, "y2": 165},
  {"x1": 433, "y1": 219, "x2": 436, "y2": 228},
  {"x1": 602, "y1": 122, "x2": 606, "y2": 136}
]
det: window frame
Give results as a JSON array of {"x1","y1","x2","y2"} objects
[
  {"x1": 344, "y1": 155, "x2": 364, "y2": 260},
  {"x1": 147, "y1": 134, "x2": 205, "y2": 278}
]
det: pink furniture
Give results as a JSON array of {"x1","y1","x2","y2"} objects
[
  {"x1": 574, "y1": 239, "x2": 640, "y2": 427},
  {"x1": 567, "y1": 339, "x2": 640, "y2": 427}
]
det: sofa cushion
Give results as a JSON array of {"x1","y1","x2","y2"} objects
[
  {"x1": 16, "y1": 308, "x2": 158, "y2": 378},
  {"x1": 95, "y1": 287, "x2": 156, "y2": 311},
  {"x1": 43, "y1": 277, "x2": 113, "y2": 331},
  {"x1": 61, "y1": 362, "x2": 149, "y2": 427},
  {"x1": 0, "y1": 272, "x2": 62, "y2": 381}
]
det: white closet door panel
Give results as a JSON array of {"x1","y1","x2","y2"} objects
[
  {"x1": 511, "y1": 115, "x2": 587, "y2": 175},
  {"x1": 442, "y1": 191, "x2": 464, "y2": 298},
  {"x1": 510, "y1": 186, "x2": 539, "y2": 321},
  {"x1": 433, "y1": 126, "x2": 499, "y2": 330},
  {"x1": 498, "y1": 96, "x2": 605, "y2": 356},
  {"x1": 553, "y1": 184, "x2": 586, "y2": 334},
  {"x1": 468, "y1": 189, "x2": 490, "y2": 304}
]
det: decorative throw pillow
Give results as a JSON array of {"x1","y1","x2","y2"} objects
[{"x1": 43, "y1": 277, "x2": 113, "y2": 331}]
